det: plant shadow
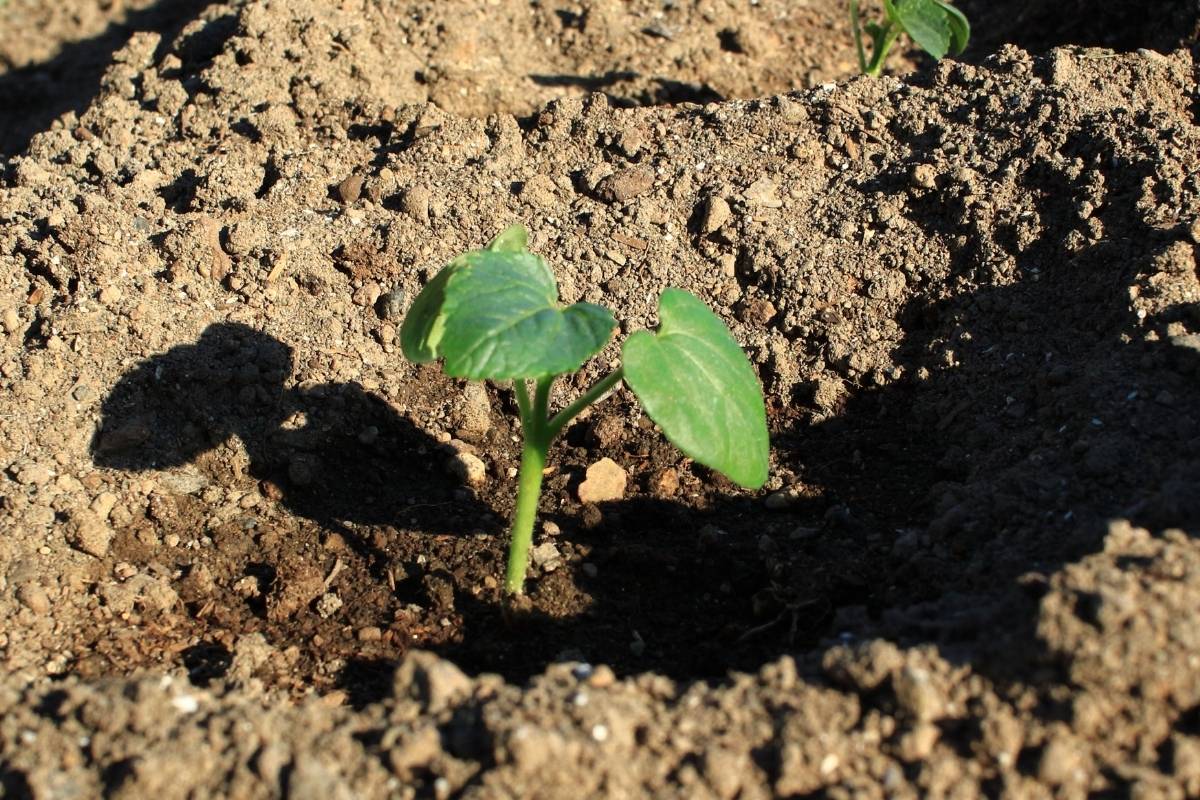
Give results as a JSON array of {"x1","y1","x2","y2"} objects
[
  {"x1": 954, "y1": 0, "x2": 1199, "y2": 60},
  {"x1": 90, "y1": 322, "x2": 499, "y2": 552}
]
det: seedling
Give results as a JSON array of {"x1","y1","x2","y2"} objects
[
  {"x1": 850, "y1": 0, "x2": 970, "y2": 77},
  {"x1": 401, "y1": 225, "x2": 769, "y2": 594}
]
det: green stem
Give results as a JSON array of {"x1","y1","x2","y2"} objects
[
  {"x1": 850, "y1": 0, "x2": 868, "y2": 75},
  {"x1": 504, "y1": 370, "x2": 624, "y2": 595},
  {"x1": 546, "y1": 368, "x2": 623, "y2": 440},
  {"x1": 504, "y1": 375, "x2": 554, "y2": 595},
  {"x1": 505, "y1": 432, "x2": 547, "y2": 594},
  {"x1": 513, "y1": 379, "x2": 532, "y2": 427},
  {"x1": 865, "y1": 25, "x2": 899, "y2": 77}
]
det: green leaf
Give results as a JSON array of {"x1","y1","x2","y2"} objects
[
  {"x1": 622, "y1": 289, "x2": 769, "y2": 489},
  {"x1": 399, "y1": 258, "x2": 465, "y2": 364},
  {"x1": 937, "y1": 1, "x2": 970, "y2": 55},
  {"x1": 894, "y1": 0, "x2": 951, "y2": 59},
  {"x1": 437, "y1": 250, "x2": 615, "y2": 380},
  {"x1": 401, "y1": 224, "x2": 529, "y2": 362},
  {"x1": 487, "y1": 224, "x2": 528, "y2": 253}
]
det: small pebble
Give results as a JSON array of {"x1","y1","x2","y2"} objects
[
  {"x1": 578, "y1": 458, "x2": 627, "y2": 504},
  {"x1": 90, "y1": 491, "x2": 117, "y2": 522},
  {"x1": 335, "y1": 174, "x2": 363, "y2": 204},
  {"x1": 376, "y1": 285, "x2": 406, "y2": 321},
  {"x1": 448, "y1": 452, "x2": 487, "y2": 486},
  {"x1": 316, "y1": 593, "x2": 343, "y2": 618},
  {"x1": 699, "y1": 196, "x2": 731, "y2": 233},
  {"x1": 765, "y1": 486, "x2": 804, "y2": 510},
  {"x1": 743, "y1": 177, "x2": 782, "y2": 208},
  {"x1": 910, "y1": 163, "x2": 937, "y2": 190},
  {"x1": 596, "y1": 167, "x2": 654, "y2": 203},
  {"x1": 66, "y1": 510, "x2": 113, "y2": 558},
  {"x1": 650, "y1": 468, "x2": 679, "y2": 497},
  {"x1": 12, "y1": 462, "x2": 52, "y2": 487},
  {"x1": 16, "y1": 584, "x2": 50, "y2": 615},
  {"x1": 587, "y1": 665, "x2": 616, "y2": 688},
  {"x1": 531, "y1": 541, "x2": 561, "y2": 572}
]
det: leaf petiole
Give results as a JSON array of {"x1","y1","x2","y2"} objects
[{"x1": 547, "y1": 369, "x2": 624, "y2": 440}]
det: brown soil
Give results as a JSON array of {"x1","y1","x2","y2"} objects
[{"x1": 2, "y1": 0, "x2": 1200, "y2": 797}]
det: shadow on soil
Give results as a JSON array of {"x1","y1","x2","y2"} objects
[
  {"x1": 788, "y1": 96, "x2": 1200, "y2": 696},
  {"x1": 0, "y1": 0, "x2": 226, "y2": 156},
  {"x1": 91, "y1": 322, "x2": 500, "y2": 562},
  {"x1": 529, "y1": 71, "x2": 723, "y2": 108},
  {"x1": 956, "y1": 0, "x2": 1200, "y2": 59}
]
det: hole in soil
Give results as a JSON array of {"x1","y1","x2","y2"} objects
[
  {"x1": 100, "y1": 759, "x2": 139, "y2": 795},
  {"x1": 255, "y1": 156, "x2": 282, "y2": 200},
  {"x1": 182, "y1": 641, "x2": 232, "y2": 686},
  {"x1": 0, "y1": 769, "x2": 34, "y2": 799},
  {"x1": 1175, "y1": 704, "x2": 1200, "y2": 736},
  {"x1": 717, "y1": 28, "x2": 745, "y2": 54}
]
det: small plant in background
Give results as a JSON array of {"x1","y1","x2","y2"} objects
[
  {"x1": 401, "y1": 225, "x2": 769, "y2": 595},
  {"x1": 850, "y1": 0, "x2": 970, "y2": 77}
]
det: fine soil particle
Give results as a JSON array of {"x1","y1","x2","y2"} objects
[{"x1": 1, "y1": 0, "x2": 1200, "y2": 797}]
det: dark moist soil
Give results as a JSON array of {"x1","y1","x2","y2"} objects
[{"x1": 2, "y1": 0, "x2": 1200, "y2": 797}]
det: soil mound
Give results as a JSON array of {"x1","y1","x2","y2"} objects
[{"x1": 2, "y1": 0, "x2": 1199, "y2": 796}]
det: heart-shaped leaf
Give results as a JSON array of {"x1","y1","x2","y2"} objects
[
  {"x1": 402, "y1": 227, "x2": 615, "y2": 379},
  {"x1": 622, "y1": 289, "x2": 769, "y2": 489},
  {"x1": 437, "y1": 251, "x2": 615, "y2": 380},
  {"x1": 894, "y1": 0, "x2": 951, "y2": 59}
]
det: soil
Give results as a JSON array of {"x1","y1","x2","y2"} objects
[{"x1": 2, "y1": 0, "x2": 1200, "y2": 797}]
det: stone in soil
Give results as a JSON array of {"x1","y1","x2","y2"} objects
[
  {"x1": 577, "y1": 457, "x2": 628, "y2": 504},
  {"x1": 65, "y1": 510, "x2": 112, "y2": 558}
]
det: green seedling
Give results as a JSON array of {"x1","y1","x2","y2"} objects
[
  {"x1": 850, "y1": 0, "x2": 970, "y2": 77},
  {"x1": 401, "y1": 225, "x2": 769, "y2": 595}
]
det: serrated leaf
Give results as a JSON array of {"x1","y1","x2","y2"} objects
[
  {"x1": 399, "y1": 258, "x2": 465, "y2": 364},
  {"x1": 937, "y1": 1, "x2": 970, "y2": 55},
  {"x1": 622, "y1": 289, "x2": 769, "y2": 489},
  {"x1": 487, "y1": 224, "x2": 528, "y2": 253},
  {"x1": 894, "y1": 0, "x2": 951, "y2": 59},
  {"x1": 437, "y1": 251, "x2": 615, "y2": 380}
]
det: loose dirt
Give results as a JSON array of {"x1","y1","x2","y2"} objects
[{"x1": 2, "y1": 0, "x2": 1199, "y2": 797}]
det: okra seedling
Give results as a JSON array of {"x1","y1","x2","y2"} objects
[
  {"x1": 401, "y1": 225, "x2": 769, "y2": 595},
  {"x1": 850, "y1": 0, "x2": 970, "y2": 77}
]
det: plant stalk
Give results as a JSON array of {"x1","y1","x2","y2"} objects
[
  {"x1": 849, "y1": 0, "x2": 898, "y2": 77},
  {"x1": 504, "y1": 431, "x2": 548, "y2": 594},
  {"x1": 850, "y1": 0, "x2": 868, "y2": 75},
  {"x1": 865, "y1": 26, "x2": 899, "y2": 77},
  {"x1": 504, "y1": 375, "x2": 554, "y2": 595}
]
